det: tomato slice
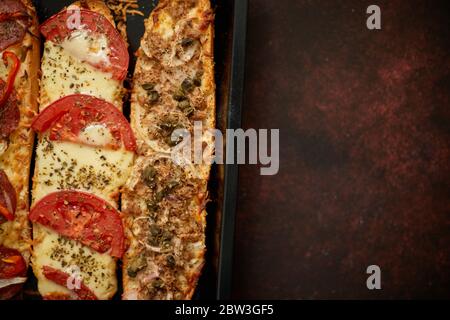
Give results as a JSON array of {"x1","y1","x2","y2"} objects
[
  {"x1": 40, "y1": 8, "x2": 129, "y2": 80},
  {"x1": 29, "y1": 191, "x2": 125, "y2": 258},
  {"x1": 42, "y1": 266, "x2": 97, "y2": 300},
  {"x1": 31, "y1": 94, "x2": 136, "y2": 152},
  {"x1": 0, "y1": 169, "x2": 16, "y2": 223},
  {"x1": 0, "y1": 246, "x2": 26, "y2": 299}
]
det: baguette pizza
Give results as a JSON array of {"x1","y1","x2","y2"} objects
[
  {"x1": 122, "y1": 0, "x2": 215, "y2": 300},
  {"x1": 30, "y1": 0, "x2": 134, "y2": 300},
  {"x1": 0, "y1": 0, "x2": 40, "y2": 300}
]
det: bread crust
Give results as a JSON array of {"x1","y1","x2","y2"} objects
[
  {"x1": 72, "y1": 0, "x2": 116, "y2": 25},
  {"x1": 122, "y1": 0, "x2": 215, "y2": 300},
  {"x1": 0, "y1": 0, "x2": 40, "y2": 267}
]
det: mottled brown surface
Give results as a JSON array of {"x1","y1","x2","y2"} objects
[{"x1": 232, "y1": 0, "x2": 450, "y2": 299}]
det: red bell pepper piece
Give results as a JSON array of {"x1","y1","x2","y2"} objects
[{"x1": 0, "y1": 51, "x2": 20, "y2": 109}]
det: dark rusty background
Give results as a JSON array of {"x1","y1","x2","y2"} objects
[{"x1": 232, "y1": 0, "x2": 450, "y2": 299}]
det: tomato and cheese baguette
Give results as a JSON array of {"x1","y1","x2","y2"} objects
[
  {"x1": 31, "y1": 0, "x2": 133, "y2": 300},
  {"x1": 0, "y1": 0, "x2": 40, "y2": 299},
  {"x1": 122, "y1": 0, "x2": 215, "y2": 300}
]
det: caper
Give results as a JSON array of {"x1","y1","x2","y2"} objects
[
  {"x1": 142, "y1": 165, "x2": 157, "y2": 188},
  {"x1": 146, "y1": 200, "x2": 158, "y2": 213},
  {"x1": 159, "y1": 117, "x2": 180, "y2": 135},
  {"x1": 193, "y1": 71, "x2": 203, "y2": 87},
  {"x1": 185, "y1": 107, "x2": 195, "y2": 117},
  {"x1": 181, "y1": 78, "x2": 194, "y2": 93},
  {"x1": 173, "y1": 94, "x2": 186, "y2": 101},
  {"x1": 153, "y1": 278, "x2": 164, "y2": 289},
  {"x1": 148, "y1": 225, "x2": 162, "y2": 246},
  {"x1": 150, "y1": 225, "x2": 161, "y2": 236},
  {"x1": 127, "y1": 256, "x2": 147, "y2": 278},
  {"x1": 181, "y1": 38, "x2": 194, "y2": 47},
  {"x1": 159, "y1": 123, "x2": 173, "y2": 134},
  {"x1": 142, "y1": 83, "x2": 155, "y2": 91},
  {"x1": 160, "y1": 117, "x2": 184, "y2": 146},
  {"x1": 165, "y1": 131, "x2": 184, "y2": 146},
  {"x1": 172, "y1": 89, "x2": 187, "y2": 101},
  {"x1": 193, "y1": 78, "x2": 201, "y2": 87},
  {"x1": 177, "y1": 100, "x2": 190, "y2": 111},
  {"x1": 148, "y1": 90, "x2": 159, "y2": 103},
  {"x1": 166, "y1": 255, "x2": 176, "y2": 268},
  {"x1": 161, "y1": 231, "x2": 172, "y2": 243},
  {"x1": 177, "y1": 100, "x2": 194, "y2": 116},
  {"x1": 166, "y1": 137, "x2": 178, "y2": 146},
  {"x1": 154, "y1": 190, "x2": 165, "y2": 203},
  {"x1": 148, "y1": 237, "x2": 159, "y2": 247},
  {"x1": 194, "y1": 70, "x2": 203, "y2": 87},
  {"x1": 127, "y1": 268, "x2": 138, "y2": 278}
]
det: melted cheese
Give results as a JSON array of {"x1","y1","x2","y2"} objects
[
  {"x1": 33, "y1": 225, "x2": 117, "y2": 300},
  {"x1": 40, "y1": 41, "x2": 121, "y2": 108},
  {"x1": 61, "y1": 30, "x2": 111, "y2": 66},
  {"x1": 78, "y1": 124, "x2": 115, "y2": 147},
  {"x1": 0, "y1": 61, "x2": 7, "y2": 79},
  {"x1": 33, "y1": 138, "x2": 134, "y2": 206},
  {"x1": 154, "y1": 11, "x2": 174, "y2": 39}
]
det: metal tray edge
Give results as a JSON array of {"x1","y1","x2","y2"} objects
[{"x1": 216, "y1": 0, "x2": 248, "y2": 300}]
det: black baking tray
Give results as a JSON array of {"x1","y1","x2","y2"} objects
[{"x1": 23, "y1": 0, "x2": 247, "y2": 300}]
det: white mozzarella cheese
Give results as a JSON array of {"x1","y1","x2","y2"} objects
[
  {"x1": 33, "y1": 137, "x2": 134, "y2": 206},
  {"x1": 156, "y1": 11, "x2": 174, "y2": 39},
  {"x1": 39, "y1": 41, "x2": 122, "y2": 108},
  {"x1": 61, "y1": 30, "x2": 111, "y2": 66},
  {"x1": 78, "y1": 124, "x2": 116, "y2": 147},
  {"x1": 33, "y1": 225, "x2": 117, "y2": 300}
]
